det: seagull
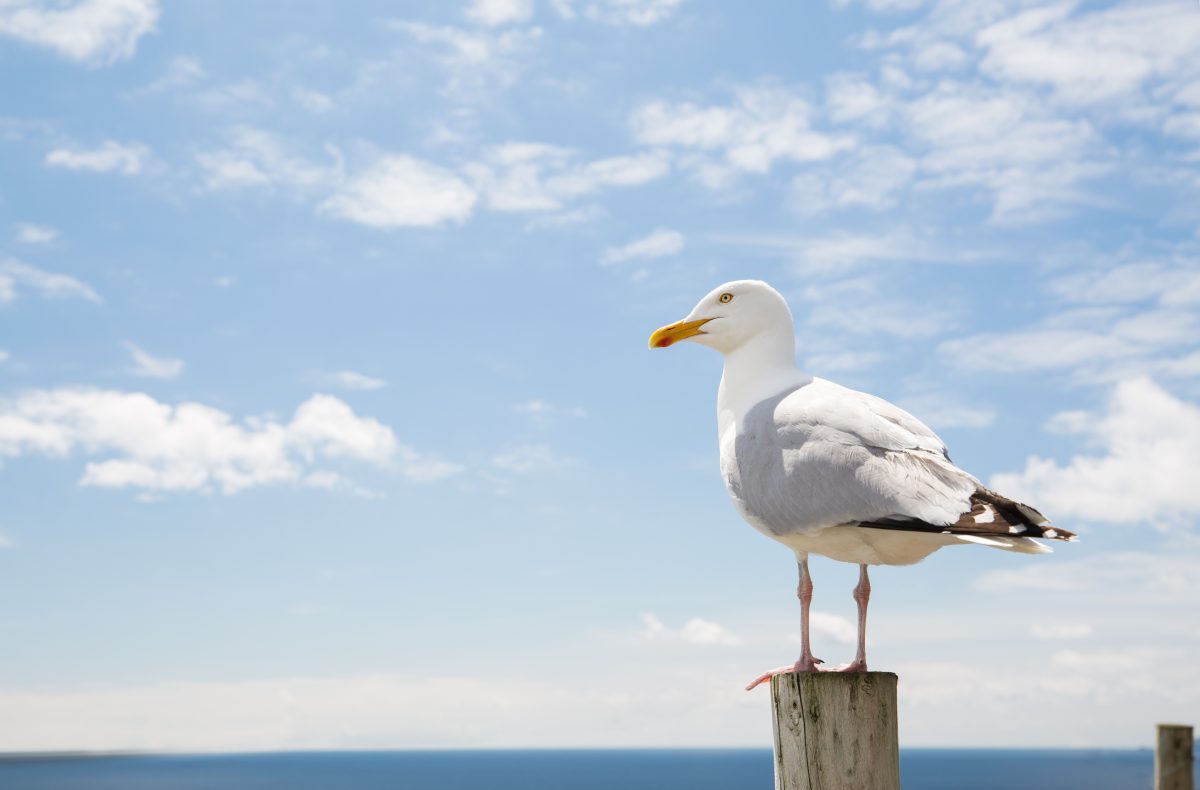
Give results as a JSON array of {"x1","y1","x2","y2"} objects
[{"x1": 648, "y1": 280, "x2": 1075, "y2": 690}]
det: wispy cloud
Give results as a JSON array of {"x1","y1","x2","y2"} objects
[
  {"x1": 571, "y1": 0, "x2": 688, "y2": 27},
  {"x1": 513, "y1": 400, "x2": 588, "y2": 422},
  {"x1": 0, "y1": 0, "x2": 159, "y2": 67},
  {"x1": 492, "y1": 443, "x2": 576, "y2": 474},
  {"x1": 124, "y1": 343, "x2": 184, "y2": 380},
  {"x1": 790, "y1": 145, "x2": 916, "y2": 214},
  {"x1": 601, "y1": 228, "x2": 684, "y2": 264},
  {"x1": 975, "y1": 2, "x2": 1200, "y2": 107},
  {"x1": 0, "y1": 259, "x2": 101, "y2": 304},
  {"x1": 128, "y1": 54, "x2": 205, "y2": 96},
  {"x1": 640, "y1": 613, "x2": 742, "y2": 646},
  {"x1": 465, "y1": 0, "x2": 534, "y2": 27},
  {"x1": 45, "y1": 140, "x2": 149, "y2": 175},
  {"x1": 311, "y1": 370, "x2": 387, "y2": 391},
  {"x1": 292, "y1": 87, "x2": 334, "y2": 113},
  {"x1": 14, "y1": 223, "x2": 58, "y2": 245},
  {"x1": 196, "y1": 126, "x2": 336, "y2": 192},
  {"x1": 631, "y1": 83, "x2": 852, "y2": 186},
  {"x1": 465, "y1": 143, "x2": 669, "y2": 213},
  {"x1": 389, "y1": 19, "x2": 542, "y2": 99}
]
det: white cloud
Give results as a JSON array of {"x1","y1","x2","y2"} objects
[
  {"x1": 0, "y1": 529, "x2": 11, "y2": 548},
  {"x1": 292, "y1": 87, "x2": 334, "y2": 113},
  {"x1": 800, "y1": 231, "x2": 929, "y2": 273},
  {"x1": 129, "y1": 54, "x2": 205, "y2": 96},
  {"x1": 197, "y1": 127, "x2": 336, "y2": 192},
  {"x1": 45, "y1": 140, "x2": 148, "y2": 175},
  {"x1": 1030, "y1": 623, "x2": 1093, "y2": 640},
  {"x1": 903, "y1": 81, "x2": 1107, "y2": 222},
  {"x1": 513, "y1": 400, "x2": 588, "y2": 421},
  {"x1": 396, "y1": 447, "x2": 465, "y2": 483},
  {"x1": 808, "y1": 611, "x2": 858, "y2": 645},
  {"x1": 543, "y1": 152, "x2": 669, "y2": 198},
  {"x1": 124, "y1": 342, "x2": 184, "y2": 380},
  {"x1": 194, "y1": 78, "x2": 274, "y2": 112},
  {"x1": 465, "y1": 0, "x2": 533, "y2": 26},
  {"x1": 976, "y1": 2, "x2": 1200, "y2": 107},
  {"x1": 1048, "y1": 260, "x2": 1200, "y2": 308},
  {"x1": 464, "y1": 143, "x2": 669, "y2": 213},
  {"x1": 320, "y1": 155, "x2": 477, "y2": 229},
  {"x1": 939, "y1": 300, "x2": 1200, "y2": 384},
  {"x1": 938, "y1": 256, "x2": 1199, "y2": 384},
  {"x1": 0, "y1": 388, "x2": 457, "y2": 494},
  {"x1": 831, "y1": 0, "x2": 931, "y2": 11},
  {"x1": 826, "y1": 4, "x2": 1147, "y2": 223},
  {"x1": 312, "y1": 370, "x2": 387, "y2": 391},
  {"x1": 991, "y1": 378, "x2": 1200, "y2": 529},
  {"x1": 463, "y1": 143, "x2": 572, "y2": 212},
  {"x1": 14, "y1": 222, "x2": 58, "y2": 245},
  {"x1": 390, "y1": 20, "x2": 542, "y2": 98},
  {"x1": 640, "y1": 613, "x2": 742, "y2": 646},
  {"x1": 0, "y1": 259, "x2": 101, "y2": 304},
  {"x1": 584, "y1": 0, "x2": 686, "y2": 26},
  {"x1": 193, "y1": 133, "x2": 665, "y2": 229},
  {"x1": 630, "y1": 84, "x2": 852, "y2": 182},
  {"x1": 825, "y1": 73, "x2": 892, "y2": 128},
  {"x1": 601, "y1": 228, "x2": 684, "y2": 264},
  {"x1": 492, "y1": 443, "x2": 576, "y2": 474},
  {"x1": 791, "y1": 145, "x2": 916, "y2": 214},
  {"x1": 0, "y1": 350, "x2": 9, "y2": 363},
  {"x1": 0, "y1": 0, "x2": 159, "y2": 67}
]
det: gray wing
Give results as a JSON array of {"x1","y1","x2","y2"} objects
[
  {"x1": 729, "y1": 379, "x2": 976, "y2": 533},
  {"x1": 728, "y1": 378, "x2": 1073, "y2": 542}
]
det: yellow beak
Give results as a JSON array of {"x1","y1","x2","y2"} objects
[{"x1": 648, "y1": 318, "x2": 711, "y2": 349}]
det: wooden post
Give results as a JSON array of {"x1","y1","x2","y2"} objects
[
  {"x1": 770, "y1": 672, "x2": 899, "y2": 790},
  {"x1": 1156, "y1": 723, "x2": 1194, "y2": 790}
]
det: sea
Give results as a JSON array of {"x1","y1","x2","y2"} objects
[{"x1": 0, "y1": 748, "x2": 1188, "y2": 789}]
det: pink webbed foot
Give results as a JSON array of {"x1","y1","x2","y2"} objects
[{"x1": 744, "y1": 656, "x2": 824, "y2": 691}]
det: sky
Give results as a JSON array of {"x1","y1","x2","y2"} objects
[{"x1": 1, "y1": 0, "x2": 1199, "y2": 753}]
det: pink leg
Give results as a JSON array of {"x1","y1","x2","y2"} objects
[
  {"x1": 746, "y1": 554, "x2": 824, "y2": 690},
  {"x1": 835, "y1": 564, "x2": 870, "y2": 673}
]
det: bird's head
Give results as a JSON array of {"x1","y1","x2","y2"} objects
[{"x1": 648, "y1": 280, "x2": 794, "y2": 355}]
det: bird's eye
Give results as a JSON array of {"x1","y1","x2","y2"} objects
[{"x1": 719, "y1": 292, "x2": 734, "y2": 303}]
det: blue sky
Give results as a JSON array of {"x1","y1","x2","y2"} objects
[{"x1": 1, "y1": 0, "x2": 1199, "y2": 752}]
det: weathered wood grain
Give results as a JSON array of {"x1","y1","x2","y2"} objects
[
  {"x1": 770, "y1": 672, "x2": 899, "y2": 790},
  {"x1": 1156, "y1": 723, "x2": 1195, "y2": 790}
]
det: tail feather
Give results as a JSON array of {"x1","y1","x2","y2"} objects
[{"x1": 855, "y1": 487, "x2": 1076, "y2": 547}]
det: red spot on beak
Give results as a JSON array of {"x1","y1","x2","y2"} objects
[{"x1": 655, "y1": 337, "x2": 674, "y2": 348}]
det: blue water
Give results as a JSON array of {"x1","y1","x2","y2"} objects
[{"x1": 0, "y1": 748, "x2": 1184, "y2": 789}]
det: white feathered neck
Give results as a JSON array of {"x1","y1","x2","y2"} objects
[{"x1": 716, "y1": 324, "x2": 812, "y2": 433}]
